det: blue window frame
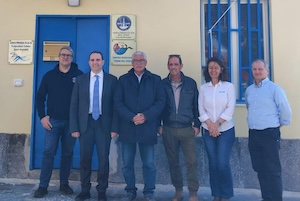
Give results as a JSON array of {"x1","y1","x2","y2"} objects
[{"x1": 200, "y1": 0, "x2": 271, "y2": 102}]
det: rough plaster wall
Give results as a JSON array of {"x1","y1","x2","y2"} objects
[{"x1": 0, "y1": 134, "x2": 300, "y2": 192}]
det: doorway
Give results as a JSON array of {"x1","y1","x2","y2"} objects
[{"x1": 30, "y1": 15, "x2": 110, "y2": 170}]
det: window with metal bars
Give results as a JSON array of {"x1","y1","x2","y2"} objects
[{"x1": 200, "y1": 0, "x2": 271, "y2": 101}]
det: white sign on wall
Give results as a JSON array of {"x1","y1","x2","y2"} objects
[
  {"x1": 8, "y1": 40, "x2": 34, "y2": 64},
  {"x1": 112, "y1": 15, "x2": 136, "y2": 40},
  {"x1": 111, "y1": 40, "x2": 136, "y2": 65}
]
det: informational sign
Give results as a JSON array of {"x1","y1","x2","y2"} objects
[
  {"x1": 111, "y1": 40, "x2": 136, "y2": 65},
  {"x1": 8, "y1": 40, "x2": 34, "y2": 64},
  {"x1": 112, "y1": 15, "x2": 136, "y2": 39}
]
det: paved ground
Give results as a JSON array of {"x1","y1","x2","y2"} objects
[{"x1": 1, "y1": 178, "x2": 300, "y2": 201}]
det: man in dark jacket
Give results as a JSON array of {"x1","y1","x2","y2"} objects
[
  {"x1": 34, "y1": 46, "x2": 83, "y2": 198},
  {"x1": 114, "y1": 51, "x2": 165, "y2": 201},
  {"x1": 158, "y1": 54, "x2": 200, "y2": 201}
]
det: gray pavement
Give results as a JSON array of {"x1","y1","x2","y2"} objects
[{"x1": 1, "y1": 178, "x2": 300, "y2": 201}]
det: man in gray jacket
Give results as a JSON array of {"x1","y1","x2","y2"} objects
[{"x1": 159, "y1": 54, "x2": 200, "y2": 201}]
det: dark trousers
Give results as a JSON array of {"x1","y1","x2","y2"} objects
[
  {"x1": 248, "y1": 127, "x2": 282, "y2": 201},
  {"x1": 162, "y1": 126, "x2": 199, "y2": 192},
  {"x1": 79, "y1": 115, "x2": 111, "y2": 193}
]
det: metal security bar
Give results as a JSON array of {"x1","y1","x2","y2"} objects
[{"x1": 202, "y1": 0, "x2": 271, "y2": 101}]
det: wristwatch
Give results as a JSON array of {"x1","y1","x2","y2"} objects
[{"x1": 218, "y1": 120, "x2": 222, "y2": 126}]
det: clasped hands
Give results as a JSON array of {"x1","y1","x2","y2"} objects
[
  {"x1": 208, "y1": 122, "x2": 221, "y2": 137},
  {"x1": 132, "y1": 113, "x2": 145, "y2": 125}
]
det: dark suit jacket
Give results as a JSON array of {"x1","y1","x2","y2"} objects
[{"x1": 69, "y1": 71, "x2": 118, "y2": 134}]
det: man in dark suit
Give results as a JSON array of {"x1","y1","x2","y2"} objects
[{"x1": 69, "y1": 51, "x2": 118, "y2": 201}]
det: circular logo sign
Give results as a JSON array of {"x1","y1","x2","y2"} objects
[{"x1": 116, "y1": 16, "x2": 132, "y2": 31}]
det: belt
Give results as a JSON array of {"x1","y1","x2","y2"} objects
[
  {"x1": 250, "y1": 127, "x2": 279, "y2": 131},
  {"x1": 164, "y1": 122, "x2": 191, "y2": 128}
]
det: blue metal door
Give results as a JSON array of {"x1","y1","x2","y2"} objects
[{"x1": 30, "y1": 15, "x2": 110, "y2": 170}]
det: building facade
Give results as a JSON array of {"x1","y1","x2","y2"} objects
[{"x1": 0, "y1": 0, "x2": 299, "y2": 192}]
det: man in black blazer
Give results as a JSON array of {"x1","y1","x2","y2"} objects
[{"x1": 69, "y1": 51, "x2": 118, "y2": 201}]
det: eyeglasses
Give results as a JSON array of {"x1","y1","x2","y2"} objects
[
  {"x1": 59, "y1": 53, "x2": 73, "y2": 58},
  {"x1": 169, "y1": 54, "x2": 181, "y2": 59},
  {"x1": 132, "y1": 59, "x2": 146, "y2": 63}
]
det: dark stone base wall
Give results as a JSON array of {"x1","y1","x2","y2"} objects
[
  {"x1": 0, "y1": 133, "x2": 29, "y2": 178},
  {"x1": 0, "y1": 133, "x2": 299, "y2": 192}
]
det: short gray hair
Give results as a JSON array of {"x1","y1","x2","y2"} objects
[
  {"x1": 252, "y1": 59, "x2": 269, "y2": 71},
  {"x1": 132, "y1": 51, "x2": 147, "y2": 60},
  {"x1": 59, "y1": 46, "x2": 74, "y2": 56}
]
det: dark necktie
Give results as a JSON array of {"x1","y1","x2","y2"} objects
[{"x1": 92, "y1": 75, "x2": 100, "y2": 120}]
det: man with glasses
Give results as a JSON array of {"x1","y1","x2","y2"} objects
[
  {"x1": 114, "y1": 51, "x2": 165, "y2": 201},
  {"x1": 34, "y1": 46, "x2": 83, "y2": 198},
  {"x1": 158, "y1": 54, "x2": 200, "y2": 201}
]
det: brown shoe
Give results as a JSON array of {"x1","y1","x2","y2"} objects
[
  {"x1": 188, "y1": 191, "x2": 198, "y2": 201},
  {"x1": 172, "y1": 190, "x2": 183, "y2": 201}
]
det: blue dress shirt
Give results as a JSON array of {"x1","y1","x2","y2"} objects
[{"x1": 245, "y1": 77, "x2": 292, "y2": 130}]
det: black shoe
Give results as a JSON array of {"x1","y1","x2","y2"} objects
[
  {"x1": 59, "y1": 184, "x2": 74, "y2": 195},
  {"x1": 125, "y1": 192, "x2": 136, "y2": 201},
  {"x1": 75, "y1": 192, "x2": 91, "y2": 201},
  {"x1": 98, "y1": 192, "x2": 107, "y2": 201},
  {"x1": 144, "y1": 194, "x2": 156, "y2": 201},
  {"x1": 33, "y1": 187, "x2": 48, "y2": 198}
]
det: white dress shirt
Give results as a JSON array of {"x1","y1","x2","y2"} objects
[
  {"x1": 198, "y1": 81, "x2": 236, "y2": 132},
  {"x1": 89, "y1": 70, "x2": 104, "y2": 115},
  {"x1": 134, "y1": 72, "x2": 144, "y2": 83}
]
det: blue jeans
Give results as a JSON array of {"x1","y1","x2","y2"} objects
[
  {"x1": 121, "y1": 142, "x2": 156, "y2": 195},
  {"x1": 202, "y1": 127, "x2": 235, "y2": 199},
  {"x1": 39, "y1": 118, "x2": 75, "y2": 188}
]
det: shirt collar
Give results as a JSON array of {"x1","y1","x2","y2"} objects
[
  {"x1": 168, "y1": 73, "x2": 183, "y2": 84},
  {"x1": 254, "y1": 77, "x2": 269, "y2": 88},
  {"x1": 134, "y1": 71, "x2": 144, "y2": 78},
  {"x1": 90, "y1": 70, "x2": 103, "y2": 79},
  {"x1": 208, "y1": 80, "x2": 222, "y2": 87}
]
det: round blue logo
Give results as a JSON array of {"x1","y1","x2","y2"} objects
[{"x1": 116, "y1": 16, "x2": 131, "y2": 31}]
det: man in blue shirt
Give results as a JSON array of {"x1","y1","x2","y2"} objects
[{"x1": 245, "y1": 59, "x2": 292, "y2": 201}]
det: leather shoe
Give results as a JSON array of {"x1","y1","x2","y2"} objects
[
  {"x1": 75, "y1": 192, "x2": 91, "y2": 201},
  {"x1": 59, "y1": 184, "x2": 73, "y2": 195},
  {"x1": 125, "y1": 192, "x2": 136, "y2": 201},
  {"x1": 172, "y1": 190, "x2": 183, "y2": 201},
  {"x1": 189, "y1": 191, "x2": 198, "y2": 201},
  {"x1": 98, "y1": 192, "x2": 107, "y2": 201},
  {"x1": 33, "y1": 187, "x2": 48, "y2": 198},
  {"x1": 144, "y1": 194, "x2": 156, "y2": 201}
]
